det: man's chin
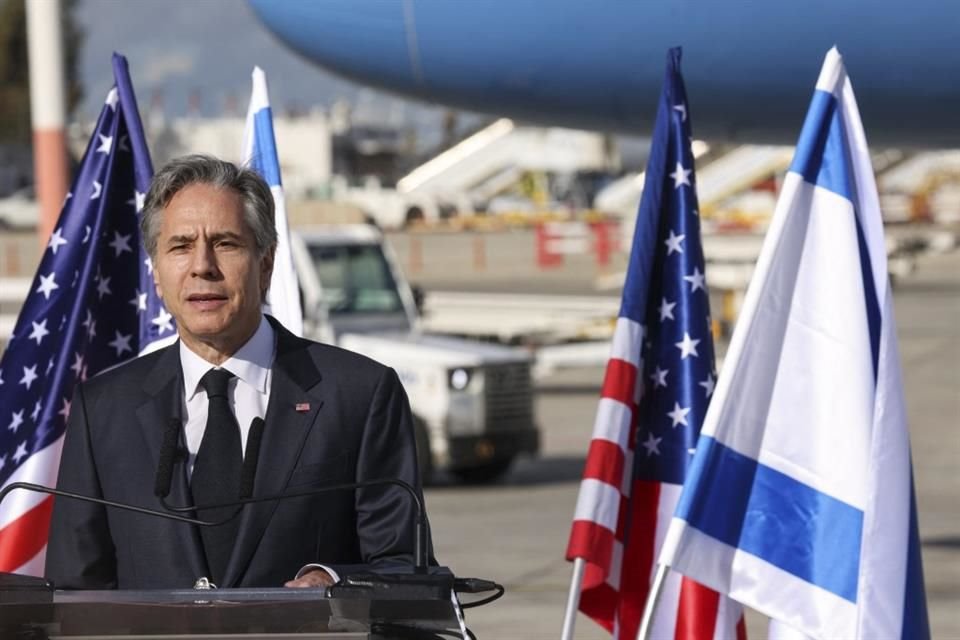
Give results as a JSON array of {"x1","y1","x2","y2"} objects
[
  {"x1": 179, "y1": 320, "x2": 234, "y2": 345},
  {"x1": 177, "y1": 313, "x2": 260, "y2": 355}
]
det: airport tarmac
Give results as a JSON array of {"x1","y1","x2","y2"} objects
[{"x1": 422, "y1": 245, "x2": 959, "y2": 638}]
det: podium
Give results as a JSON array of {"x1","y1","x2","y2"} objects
[{"x1": 0, "y1": 575, "x2": 462, "y2": 639}]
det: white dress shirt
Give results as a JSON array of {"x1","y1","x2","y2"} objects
[{"x1": 179, "y1": 315, "x2": 275, "y2": 479}]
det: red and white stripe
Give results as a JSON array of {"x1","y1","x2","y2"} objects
[
  {"x1": 566, "y1": 317, "x2": 746, "y2": 639},
  {"x1": 0, "y1": 436, "x2": 63, "y2": 574}
]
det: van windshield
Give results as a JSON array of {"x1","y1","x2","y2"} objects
[{"x1": 307, "y1": 244, "x2": 405, "y2": 314}]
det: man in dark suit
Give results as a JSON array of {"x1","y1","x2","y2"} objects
[{"x1": 46, "y1": 155, "x2": 429, "y2": 589}]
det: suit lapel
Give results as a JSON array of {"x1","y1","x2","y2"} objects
[
  {"x1": 135, "y1": 342, "x2": 208, "y2": 582},
  {"x1": 223, "y1": 322, "x2": 324, "y2": 586}
]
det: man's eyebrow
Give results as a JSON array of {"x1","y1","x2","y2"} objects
[
  {"x1": 166, "y1": 232, "x2": 197, "y2": 245},
  {"x1": 208, "y1": 231, "x2": 245, "y2": 242},
  {"x1": 164, "y1": 231, "x2": 246, "y2": 245}
]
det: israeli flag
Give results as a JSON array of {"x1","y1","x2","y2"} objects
[
  {"x1": 241, "y1": 66, "x2": 303, "y2": 336},
  {"x1": 658, "y1": 48, "x2": 929, "y2": 640}
]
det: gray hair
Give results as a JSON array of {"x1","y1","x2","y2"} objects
[{"x1": 140, "y1": 154, "x2": 278, "y2": 259}]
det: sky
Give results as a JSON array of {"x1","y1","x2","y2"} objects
[{"x1": 76, "y1": 0, "x2": 448, "y2": 128}]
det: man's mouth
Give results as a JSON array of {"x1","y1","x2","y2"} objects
[{"x1": 186, "y1": 293, "x2": 228, "y2": 310}]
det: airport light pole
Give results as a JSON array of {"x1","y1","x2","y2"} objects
[{"x1": 26, "y1": 0, "x2": 69, "y2": 246}]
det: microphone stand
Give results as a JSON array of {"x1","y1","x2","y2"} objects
[{"x1": 2, "y1": 478, "x2": 430, "y2": 573}]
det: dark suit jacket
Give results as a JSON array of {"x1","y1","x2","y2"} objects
[{"x1": 45, "y1": 318, "x2": 429, "y2": 589}]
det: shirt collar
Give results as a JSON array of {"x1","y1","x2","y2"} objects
[{"x1": 180, "y1": 315, "x2": 276, "y2": 400}]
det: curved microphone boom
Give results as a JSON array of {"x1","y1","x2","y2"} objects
[
  {"x1": 13, "y1": 414, "x2": 430, "y2": 573},
  {"x1": 5, "y1": 478, "x2": 429, "y2": 572},
  {"x1": 0, "y1": 482, "x2": 214, "y2": 527}
]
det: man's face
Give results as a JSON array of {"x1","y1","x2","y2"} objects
[{"x1": 152, "y1": 182, "x2": 273, "y2": 359}]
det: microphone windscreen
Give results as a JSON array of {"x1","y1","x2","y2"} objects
[{"x1": 153, "y1": 419, "x2": 181, "y2": 497}]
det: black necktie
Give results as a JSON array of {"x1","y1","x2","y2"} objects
[{"x1": 192, "y1": 368, "x2": 242, "y2": 584}]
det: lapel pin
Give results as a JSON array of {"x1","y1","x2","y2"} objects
[{"x1": 295, "y1": 402, "x2": 311, "y2": 412}]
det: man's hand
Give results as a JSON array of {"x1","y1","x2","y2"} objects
[{"x1": 284, "y1": 568, "x2": 336, "y2": 588}]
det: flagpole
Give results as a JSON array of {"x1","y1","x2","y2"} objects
[
  {"x1": 560, "y1": 557, "x2": 585, "y2": 640},
  {"x1": 636, "y1": 563, "x2": 669, "y2": 640}
]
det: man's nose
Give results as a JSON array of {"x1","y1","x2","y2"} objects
[{"x1": 189, "y1": 243, "x2": 220, "y2": 277}]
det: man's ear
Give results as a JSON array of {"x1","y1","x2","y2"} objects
[
  {"x1": 260, "y1": 247, "x2": 276, "y2": 300},
  {"x1": 152, "y1": 256, "x2": 163, "y2": 299}
]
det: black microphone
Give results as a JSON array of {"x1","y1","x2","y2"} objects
[
  {"x1": 239, "y1": 417, "x2": 265, "y2": 500},
  {"x1": 153, "y1": 418, "x2": 182, "y2": 498}
]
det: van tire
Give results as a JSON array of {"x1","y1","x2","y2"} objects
[{"x1": 450, "y1": 458, "x2": 514, "y2": 484}]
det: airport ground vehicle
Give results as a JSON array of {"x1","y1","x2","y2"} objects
[{"x1": 290, "y1": 224, "x2": 539, "y2": 483}]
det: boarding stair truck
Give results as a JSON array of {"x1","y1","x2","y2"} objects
[{"x1": 290, "y1": 224, "x2": 540, "y2": 483}]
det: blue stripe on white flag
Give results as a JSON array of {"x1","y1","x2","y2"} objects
[
  {"x1": 242, "y1": 66, "x2": 303, "y2": 337},
  {"x1": 790, "y1": 90, "x2": 854, "y2": 201},
  {"x1": 902, "y1": 473, "x2": 930, "y2": 639},
  {"x1": 853, "y1": 214, "x2": 882, "y2": 377},
  {"x1": 249, "y1": 108, "x2": 282, "y2": 187},
  {"x1": 675, "y1": 436, "x2": 863, "y2": 602},
  {"x1": 790, "y1": 88, "x2": 882, "y2": 377}
]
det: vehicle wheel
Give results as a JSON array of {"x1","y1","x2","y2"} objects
[
  {"x1": 413, "y1": 417, "x2": 434, "y2": 485},
  {"x1": 450, "y1": 458, "x2": 514, "y2": 484}
]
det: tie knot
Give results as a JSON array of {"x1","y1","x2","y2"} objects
[{"x1": 200, "y1": 368, "x2": 234, "y2": 399}]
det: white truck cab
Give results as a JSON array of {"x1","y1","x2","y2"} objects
[{"x1": 290, "y1": 225, "x2": 539, "y2": 482}]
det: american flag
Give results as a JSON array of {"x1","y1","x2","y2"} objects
[
  {"x1": 565, "y1": 48, "x2": 745, "y2": 640},
  {"x1": 0, "y1": 54, "x2": 168, "y2": 575}
]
